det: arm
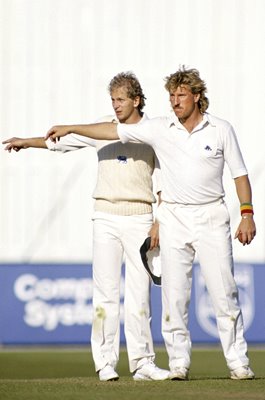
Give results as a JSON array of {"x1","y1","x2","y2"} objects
[
  {"x1": 45, "y1": 123, "x2": 119, "y2": 142},
  {"x1": 234, "y1": 175, "x2": 256, "y2": 245},
  {"x1": 148, "y1": 191, "x2": 161, "y2": 250},
  {"x1": 2, "y1": 137, "x2": 47, "y2": 152}
]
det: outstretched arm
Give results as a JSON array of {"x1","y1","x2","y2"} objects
[
  {"x1": 3, "y1": 122, "x2": 119, "y2": 151},
  {"x1": 45, "y1": 123, "x2": 119, "y2": 142},
  {"x1": 234, "y1": 175, "x2": 256, "y2": 245},
  {"x1": 2, "y1": 137, "x2": 47, "y2": 152}
]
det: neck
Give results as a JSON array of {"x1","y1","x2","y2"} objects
[
  {"x1": 180, "y1": 112, "x2": 203, "y2": 133},
  {"x1": 120, "y1": 111, "x2": 143, "y2": 125}
]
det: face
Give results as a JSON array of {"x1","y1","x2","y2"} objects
[
  {"x1": 111, "y1": 87, "x2": 140, "y2": 123},
  {"x1": 169, "y1": 84, "x2": 200, "y2": 122}
]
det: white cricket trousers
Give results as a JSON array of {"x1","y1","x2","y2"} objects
[
  {"x1": 91, "y1": 211, "x2": 155, "y2": 373},
  {"x1": 157, "y1": 200, "x2": 250, "y2": 371}
]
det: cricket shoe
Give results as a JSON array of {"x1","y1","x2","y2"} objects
[
  {"x1": 169, "y1": 367, "x2": 189, "y2": 380},
  {"x1": 99, "y1": 365, "x2": 119, "y2": 381},
  {"x1": 133, "y1": 361, "x2": 169, "y2": 381},
  {"x1": 230, "y1": 366, "x2": 255, "y2": 380}
]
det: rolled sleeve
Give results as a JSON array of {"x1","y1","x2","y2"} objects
[{"x1": 45, "y1": 134, "x2": 96, "y2": 153}]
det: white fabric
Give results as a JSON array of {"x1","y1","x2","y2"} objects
[
  {"x1": 117, "y1": 113, "x2": 248, "y2": 204},
  {"x1": 157, "y1": 200, "x2": 249, "y2": 370},
  {"x1": 118, "y1": 112, "x2": 250, "y2": 370},
  {"x1": 91, "y1": 211, "x2": 155, "y2": 372},
  {"x1": 46, "y1": 114, "x2": 161, "y2": 215},
  {"x1": 46, "y1": 114, "x2": 160, "y2": 372}
]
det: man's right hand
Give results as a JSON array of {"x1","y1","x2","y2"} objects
[
  {"x1": 2, "y1": 137, "x2": 28, "y2": 152},
  {"x1": 2, "y1": 137, "x2": 47, "y2": 151}
]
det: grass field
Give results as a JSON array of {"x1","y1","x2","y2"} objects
[{"x1": 0, "y1": 346, "x2": 264, "y2": 400}]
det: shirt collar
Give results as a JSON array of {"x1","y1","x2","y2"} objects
[
  {"x1": 203, "y1": 112, "x2": 216, "y2": 127},
  {"x1": 168, "y1": 112, "x2": 215, "y2": 130},
  {"x1": 167, "y1": 113, "x2": 179, "y2": 128}
]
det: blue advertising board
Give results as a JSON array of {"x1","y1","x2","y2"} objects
[{"x1": 0, "y1": 263, "x2": 264, "y2": 345}]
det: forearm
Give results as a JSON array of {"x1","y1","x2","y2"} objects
[
  {"x1": 2, "y1": 136, "x2": 47, "y2": 152},
  {"x1": 234, "y1": 175, "x2": 252, "y2": 205},
  {"x1": 46, "y1": 123, "x2": 119, "y2": 141},
  {"x1": 24, "y1": 137, "x2": 47, "y2": 149},
  {"x1": 71, "y1": 123, "x2": 118, "y2": 139},
  {"x1": 234, "y1": 174, "x2": 256, "y2": 245},
  {"x1": 148, "y1": 191, "x2": 161, "y2": 249}
]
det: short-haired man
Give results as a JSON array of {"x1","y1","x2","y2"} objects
[{"x1": 3, "y1": 72, "x2": 169, "y2": 382}]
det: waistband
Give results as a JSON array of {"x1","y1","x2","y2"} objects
[
  {"x1": 94, "y1": 199, "x2": 153, "y2": 215},
  {"x1": 162, "y1": 197, "x2": 224, "y2": 208}
]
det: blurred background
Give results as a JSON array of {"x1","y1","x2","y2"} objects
[{"x1": 0, "y1": 0, "x2": 264, "y2": 346}]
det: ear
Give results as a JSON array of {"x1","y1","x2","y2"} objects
[
  {"x1": 133, "y1": 96, "x2": 140, "y2": 108},
  {"x1": 194, "y1": 93, "x2": 200, "y2": 103}
]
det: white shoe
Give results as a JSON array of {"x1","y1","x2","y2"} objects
[
  {"x1": 230, "y1": 366, "x2": 255, "y2": 380},
  {"x1": 169, "y1": 367, "x2": 189, "y2": 380},
  {"x1": 133, "y1": 361, "x2": 169, "y2": 381},
  {"x1": 99, "y1": 365, "x2": 119, "y2": 381}
]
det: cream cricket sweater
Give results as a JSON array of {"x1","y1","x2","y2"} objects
[{"x1": 46, "y1": 114, "x2": 161, "y2": 216}]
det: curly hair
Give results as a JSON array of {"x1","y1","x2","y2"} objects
[
  {"x1": 164, "y1": 66, "x2": 209, "y2": 113},
  {"x1": 108, "y1": 72, "x2": 146, "y2": 112}
]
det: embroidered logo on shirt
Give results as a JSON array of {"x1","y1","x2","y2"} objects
[
  {"x1": 117, "y1": 155, "x2": 127, "y2": 164},
  {"x1": 204, "y1": 145, "x2": 212, "y2": 151}
]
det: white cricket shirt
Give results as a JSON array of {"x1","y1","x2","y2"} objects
[{"x1": 117, "y1": 113, "x2": 248, "y2": 205}]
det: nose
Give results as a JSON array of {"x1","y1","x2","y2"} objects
[
  {"x1": 113, "y1": 102, "x2": 121, "y2": 111},
  {"x1": 173, "y1": 95, "x2": 179, "y2": 105}
]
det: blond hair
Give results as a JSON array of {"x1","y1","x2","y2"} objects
[{"x1": 164, "y1": 66, "x2": 209, "y2": 113}]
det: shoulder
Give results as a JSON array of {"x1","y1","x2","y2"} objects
[
  {"x1": 95, "y1": 115, "x2": 117, "y2": 123},
  {"x1": 140, "y1": 115, "x2": 170, "y2": 128},
  {"x1": 206, "y1": 113, "x2": 234, "y2": 130}
]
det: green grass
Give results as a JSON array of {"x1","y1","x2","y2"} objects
[{"x1": 0, "y1": 347, "x2": 264, "y2": 400}]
